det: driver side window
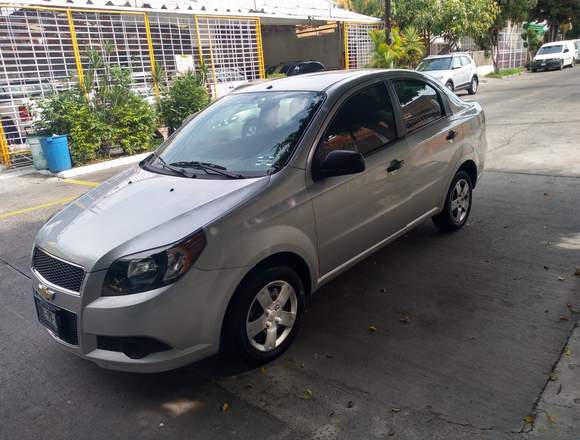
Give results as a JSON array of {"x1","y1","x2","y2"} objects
[{"x1": 315, "y1": 82, "x2": 397, "y2": 165}]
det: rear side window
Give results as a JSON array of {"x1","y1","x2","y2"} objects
[
  {"x1": 393, "y1": 79, "x2": 444, "y2": 133},
  {"x1": 317, "y1": 82, "x2": 397, "y2": 160},
  {"x1": 461, "y1": 56, "x2": 471, "y2": 66}
]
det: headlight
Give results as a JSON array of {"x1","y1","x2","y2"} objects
[{"x1": 102, "y1": 229, "x2": 206, "y2": 296}]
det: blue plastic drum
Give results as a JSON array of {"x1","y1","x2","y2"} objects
[{"x1": 40, "y1": 135, "x2": 72, "y2": 173}]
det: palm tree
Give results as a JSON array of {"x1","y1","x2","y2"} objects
[{"x1": 368, "y1": 26, "x2": 426, "y2": 69}]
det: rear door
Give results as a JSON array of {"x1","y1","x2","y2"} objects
[{"x1": 390, "y1": 77, "x2": 463, "y2": 219}]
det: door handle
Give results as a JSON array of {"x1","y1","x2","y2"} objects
[
  {"x1": 387, "y1": 159, "x2": 405, "y2": 173},
  {"x1": 446, "y1": 130, "x2": 458, "y2": 141}
]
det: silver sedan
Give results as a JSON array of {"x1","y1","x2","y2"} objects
[{"x1": 31, "y1": 69, "x2": 487, "y2": 372}]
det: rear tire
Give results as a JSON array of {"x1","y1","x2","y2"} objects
[
  {"x1": 467, "y1": 76, "x2": 478, "y2": 95},
  {"x1": 432, "y1": 170, "x2": 473, "y2": 233},
  {"x1": 222, "y1": 266, "x2": 305, "y2": 364}
]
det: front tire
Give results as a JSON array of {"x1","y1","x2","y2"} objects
[
  {"x1": 432, "y1": 170, "x2": 473, "y2": 232},
  {"x1": 222, "y1": 266, "x2": 305, "y2": 364},
  {"x1": 467, "y1": 76, "x2": 478, "y2": 95}
]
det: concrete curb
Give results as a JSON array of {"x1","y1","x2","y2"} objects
[{"x1": 39, "y1": 152, "x2": 151, "y2": 178}]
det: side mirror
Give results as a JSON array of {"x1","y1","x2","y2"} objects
[
  {"x1": 564, "y1": 48, "x2": 570, "y2": 53},
  {"x1": 315, "y1": 150, "x2": 365, "y2": 180}
]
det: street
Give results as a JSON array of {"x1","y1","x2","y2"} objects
[{"x1": 1, "y1": 67, "x2": 579, "y2": 440}]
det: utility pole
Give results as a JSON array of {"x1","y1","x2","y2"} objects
[{"x1": 384, "y1": 0, "x2": 393, "y2": 44}]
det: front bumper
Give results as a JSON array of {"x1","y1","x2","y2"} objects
[
  {"x1": 532, "y1": 59, "x2": 561, "y2": 69},
  {"x1": 31, "y1": 264, "x2": 248, "y2": 373}
]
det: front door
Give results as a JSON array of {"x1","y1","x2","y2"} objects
[{"x1": 308, "y1": 81, "x2": 415, "y2": 277}]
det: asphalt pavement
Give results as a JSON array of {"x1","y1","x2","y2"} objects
[{"x1": 1, "y1": 67, "x2": 579, "y2": 440}]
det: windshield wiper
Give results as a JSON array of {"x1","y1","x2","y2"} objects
[
  {"x1": 154, "y1": 156, "x2": 196, "y2": 178},
  {"x1": 169, "y1": 161, "x2": 244, "y2": 179}
]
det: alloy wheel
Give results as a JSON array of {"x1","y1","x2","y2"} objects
[
  {"x1": 245, "y1": 280, "x2": 298, "y2": 352},
  {"x1": 450, "y1": 178, "x2": 471, "y2": 224},
  {"x1": 471, "y1": 78, "x2": 478, "y2": 93}
]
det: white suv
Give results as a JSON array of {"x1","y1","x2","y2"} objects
[{"x1": 417, "y1": 53, "x2": 478, "y2": 95}]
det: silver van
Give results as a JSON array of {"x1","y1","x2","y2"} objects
[{"x1": 32, "y1": 70, "x2": 487, "y2": 372}]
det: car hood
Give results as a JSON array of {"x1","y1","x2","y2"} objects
[
  {"x1": 34, "y1": 166, "x2": 270, "y2": 272},
  {"x1": 420, "y1": 70, "x2": 449, "y2": 80},
  {"x1": 534, "y1": 53, "x2": 561, "y2": 61}
]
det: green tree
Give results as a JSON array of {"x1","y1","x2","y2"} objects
[
  {"x1": 532, "y1": 0, "x2": 580, "y2": 41},
  {"x1": 436, "y1": 0, "x2": 498, "y2": 53},
  {"x1": 477, "y1": 0, "x2": 537, "y2": 73},
  {"x1": 393, "y1": 0, "x2": 441, "y2": 53},
  {"x1": 344, "y1": 0, "x2": 382, "y2": 18},
  {"x1": 368, "y1": 26, "x2": 426, "y2": 68},
  {"x1": 160, "y1": 73, "x2": 210, "y2": 131}
]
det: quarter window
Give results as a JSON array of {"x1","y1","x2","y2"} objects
[
  {"x1": 393, "y1": 79, "x2": 444, "y2": 133},
  {"x1": 316, "y1": 83, "x2": 397, "y2": 162},
  {"x1": 461, "y1": 56, "x2": 471, "y2": 66},
  {"x1": 452, "y1": 57, "x2": 462, "y2": 69}
]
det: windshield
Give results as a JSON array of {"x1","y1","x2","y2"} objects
[
  {"x1": 417, "y1": 57, "x2": 452, "y2": 71},
  {"x1": 537, "y1": 45, "x2": 563, "y2": 55},
  {"x1": 152, "y1": 91, "x2": 324, "y2": 178}
]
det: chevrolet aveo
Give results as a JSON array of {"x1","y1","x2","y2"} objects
[{"x1": 32, "y1": 70, "x2": 487, "y2": 372}]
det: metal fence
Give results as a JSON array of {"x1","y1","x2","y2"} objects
[
  {"x1": 344, "y1": 22, "x2": 378, "y2": 69},
  {"x1": 497, "y1": 25, "x2": 527, "y2": 69},
  {"x1": 0, "y1": 5, "x2": 265, "y2": 168}
]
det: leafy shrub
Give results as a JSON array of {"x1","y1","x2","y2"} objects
[
  {"x1": 35, "y1": 45, "x2": 158, "y2": 165},
  {"x1": 110, "y1": 94, "x2": 157, "y2": 155},
  {"x1": 368, "y1": 27, "x2": 426, "y2": 69},
  {"x1": 160, "y1": 73, "x2": 210, "y2": 130}
]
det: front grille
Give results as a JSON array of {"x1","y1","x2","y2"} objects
[{"x1": 32, "y1": 247, "x2": 85, "y2": 293}]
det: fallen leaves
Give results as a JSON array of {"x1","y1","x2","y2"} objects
[
  {"x1": 300, "y1": 389, "x2": 313, "y2": 400},
  {"x1": 564, "y1": 349, "x2": 572, "y2": 357},
  {"x1": 548, "y1": 414, "x2": 556, "y2": 424},
  {"x1": 368, "y1": 325, "x2": 377, "y2": 332},
  {"x1": 549, "y1": 372, "x2": 558, "y2": 381},
  {"x1": 557, "y1": 276, "x2": 565, "y2": 282},
  {"x1": 347, "y1": 401, "x2": 354, "y2": 408},
  {"x1": 559, "y1": 315, "x2": 569, "y2": 321},
  {"x1": 400, "y1": 315, "x2": 411, "y2": 324},
  {"x1": 575, "y1": 267, "x2": 580, "y2": 276},
  {"x1": 567, "y1": 304, "x2": 579, "y2": 314},
  {"x1": 221, "y1": 402, "x2": 230, "y2": 412},
  {"x1": 523, "y1": 414, "x2": 535, "y2": 425}
]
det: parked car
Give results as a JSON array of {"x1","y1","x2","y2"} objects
[
  {"x1": 416, "y1": 53, "x2": 479, "y2": 94},
  {"x1": 267, "y1": 60, "x2": 325, "y2": 76},
  {"x1": 572, "y1": 39, "x2": 580, "y2": 63},
  {"x1": 31, "y1": 69, "x2": 487, "y2": 372},
  {"x1": 531, "y1": 41, "x2": 576, "y2": 71}
]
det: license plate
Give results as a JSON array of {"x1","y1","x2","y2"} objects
[{"x1": 35, "y1": 296, "x2": 59, "y2": 333}]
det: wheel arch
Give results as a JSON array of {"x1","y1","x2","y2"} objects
[{"x1": 458, "y1": 159, "x2": 478, "y2": 188}]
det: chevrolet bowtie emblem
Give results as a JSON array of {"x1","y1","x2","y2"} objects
[{"x1": 37, "y1": 283, "x2": 55, "y2": 301}]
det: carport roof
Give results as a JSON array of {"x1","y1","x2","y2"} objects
[{"x1": 4, "y1": 0, "x2": 380, "y2": 24}]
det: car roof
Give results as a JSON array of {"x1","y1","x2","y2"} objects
[
  {"x1": 233, "y1": 70, "x2": 379, "y2": 93},
  {"x1": 541, "y1": 41, "x2": 565, "y2": 47},
  {"x1": 233, "y1": 69, "x2": 428, "y2": 94}
]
